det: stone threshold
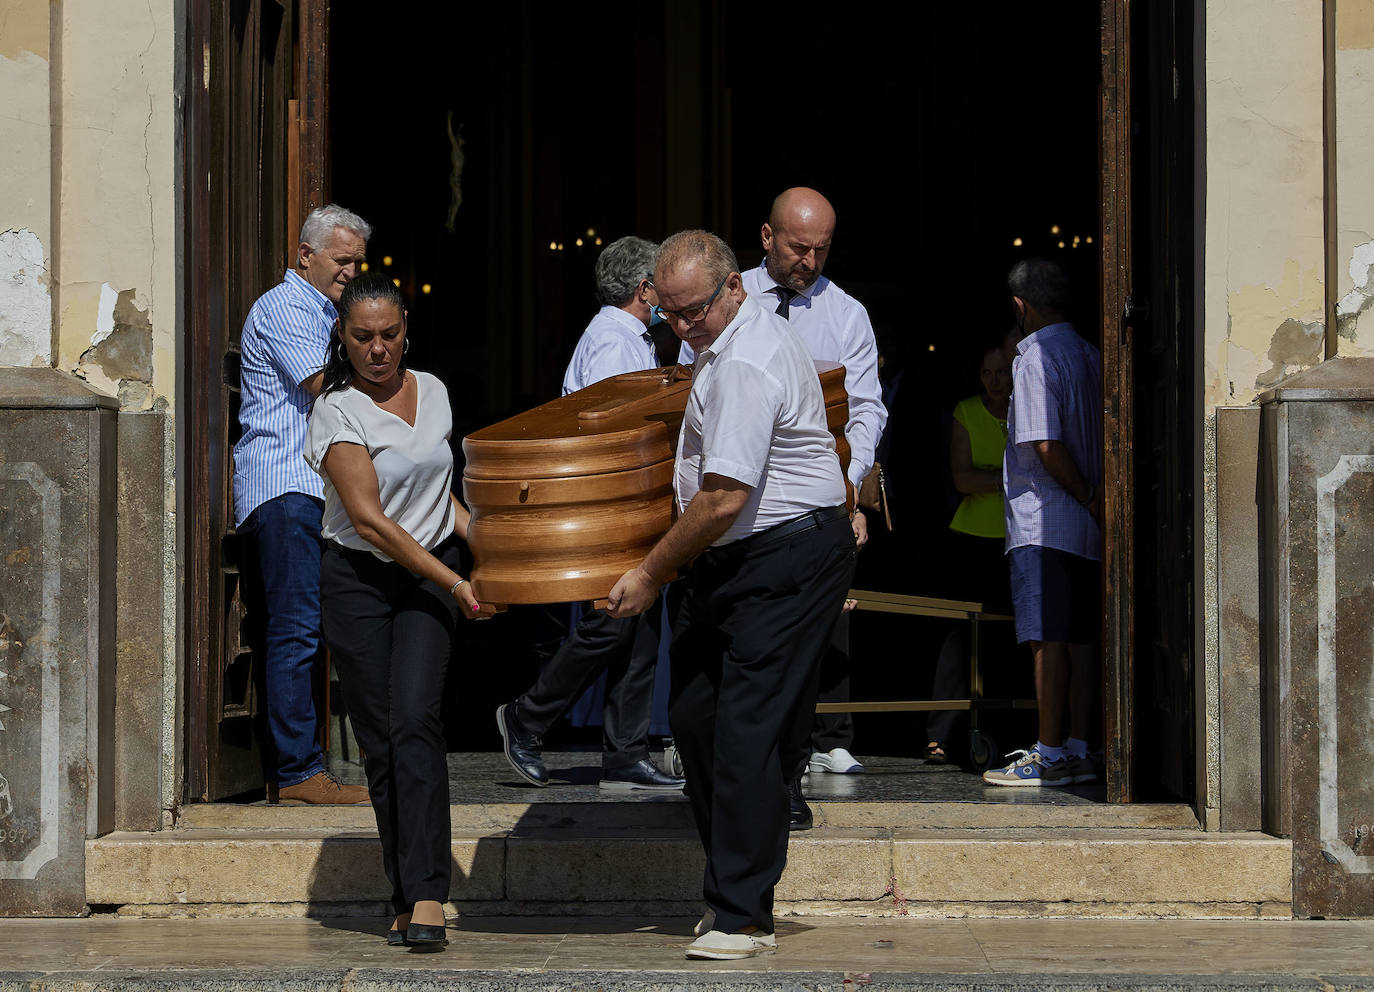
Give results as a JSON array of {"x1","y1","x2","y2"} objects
[
  {"x1": 173, "y1": 799, "x2": 1204, "y2": 832},
  {"x1": 87, "y1": 823, "x2": 1291, "y2": 919}
]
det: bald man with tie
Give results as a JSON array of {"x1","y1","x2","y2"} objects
[{"x1": 691, "y1": 188, "x2": 887, "y2": 826}]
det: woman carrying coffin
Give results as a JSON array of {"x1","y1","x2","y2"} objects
[{"x1": 305, "y1": 272, "x2": 484, "y2": 951}]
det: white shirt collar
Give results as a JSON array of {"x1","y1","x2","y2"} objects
[
  {"x1": 285, "y1": 269, "x2": 337, "y2": 316},
  {"x1": 1017, "y1": 321, "x2": 1075, "y2": 354},
  {"x1": 700, "y1": 294, "x2": 761, "y2": 359},
  {"x1": 599, "y1": 304, "x2": 651, "y2": 339}
]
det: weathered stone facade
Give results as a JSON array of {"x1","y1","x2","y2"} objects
[{"x1": 0, "y1": 0, "x2": 1372, "y2": 915}]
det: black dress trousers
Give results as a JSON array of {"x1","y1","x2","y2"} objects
[
  {"x1": 516, "y1": 595, "x2": 664, "y2": 769},
  {"x1": 668, "y1": 512, "x2": 856, "y2": 936},
  {"x1": 320, "y1": 538, "x2": 462, "y2": 915}
]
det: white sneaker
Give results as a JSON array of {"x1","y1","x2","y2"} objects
[
  {"x1": 808, "y1": 747, "x2": 864, "y2": 774},
  {"x1": 685, "y1": 928, "x2": 777, "y2": 960}
]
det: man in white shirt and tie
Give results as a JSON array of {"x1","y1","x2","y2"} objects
[
  {"x1": 747, "y1": 188, "x2": 887, "y2": 822},
  {"x1": 496, "y1": 236, "x2": 686, "y2": 793},
  {"x1": 607, "y1": 229, "x2": 855, "y2": 960}
]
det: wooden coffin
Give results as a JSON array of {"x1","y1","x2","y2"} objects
[{"x1": 462, "y1": 361, "x2": 850, "y2": 605}]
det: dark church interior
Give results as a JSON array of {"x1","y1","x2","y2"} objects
[{"x1": 326, "y1": 3, "x2": 1106, "y2": 772}]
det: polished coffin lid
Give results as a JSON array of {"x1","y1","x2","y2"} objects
[{"x1": 462, "y1": 362, "x2": 850, "y2": 605}]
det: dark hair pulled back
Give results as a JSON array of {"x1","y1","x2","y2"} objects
[{"x1": 319, "y1": 272, "x2": 408, "y2": 397}]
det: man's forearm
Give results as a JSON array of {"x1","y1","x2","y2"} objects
[
  {"x1": 638, "y1": 487, "x2": 747, "y2": 584},
  {"x1": 1033, "y1": 440, "x2": 1092, "y2": 503}
]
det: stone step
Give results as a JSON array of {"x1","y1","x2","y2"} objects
[
  {"x1": 87, "y1": 825, "x2": 1291, "y2": 919},
  {"x1": 174, "y1": 799, "x2": 1203, "y2": 832}
]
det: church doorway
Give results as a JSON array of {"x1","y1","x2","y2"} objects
[{"x1": 184, "y1": 0, "x2": 1198, "y2": 806}]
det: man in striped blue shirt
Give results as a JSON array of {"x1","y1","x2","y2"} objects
[{"x1": 233, "y1": 204, "x2": 372, "y2": 805}]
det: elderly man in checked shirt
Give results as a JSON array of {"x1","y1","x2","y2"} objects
[
  {"x1": 496, "y1": 236, "x2": 686, "y2": 794},
  {"x1": 232, "y1": 203, "x2": 371, "y2": 805},
  {"x1": 983, "y1": 258, "x2": 1104, "y2": 788}
]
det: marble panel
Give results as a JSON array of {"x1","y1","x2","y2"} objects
[
  {"x1": 1278, "y1": 396, "x2": 1374, "y2": 916},
  {"x1": 113, "y1": 411, "x2": 167, "y2": 831},
  {"x1": 0, "y1": 370, "x2": 117, "y2": 915},
  {"x1": 1216, "y1": 406, "x2": 1263, "y2": 831}
]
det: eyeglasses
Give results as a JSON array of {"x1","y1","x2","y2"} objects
[{"x1": 652, "y1": 275, "x2": 728, "y2": 326}]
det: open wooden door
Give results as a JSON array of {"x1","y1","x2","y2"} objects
[
  {"x1": 1100, "y1": 0, "x2": 1137, "y2": 803},
  {"x1": 1100, "y1": 0, "x2": 1199, "y2": 804},
  {"x1": 185, "y1": 0, "x2": 328, "y2": 801}
]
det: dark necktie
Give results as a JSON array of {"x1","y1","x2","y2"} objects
[{"x1": 775, "y1": 287, "x2": 797, "y2": 318}]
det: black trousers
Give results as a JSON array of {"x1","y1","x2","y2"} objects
[
  {"x1": 781, "y1": 612, "x2": 853, "y2": 779},
  {"x1": 668, "y1": 511, "x2": 856, "y2": 935},
  {"x1": 517, "y1": 596, "x2": 663, "y2": 769},
  {"x1": 319, "y1": 539, "x2": 460, "y2": 915}
]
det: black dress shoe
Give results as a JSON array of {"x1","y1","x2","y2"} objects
[
  {"x1": 599, "y1": 757, "x2": 686, "y2": 792},
  {"x1": 788, "y1": 777, "x2": 813, "y2": 831},
  {"x1": 496, "y1": 702, "x2": 548, "y2": 787},
  {"x1": 405, "y1": 922, "x2": 448, "y2": 951},
  {"x1": 386, "y1": 928, "x2": 407, "y2": 946}
]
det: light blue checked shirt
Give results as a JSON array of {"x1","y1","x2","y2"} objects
[
  {"x1": 1003, "y1": 322, "x2": 1103, "y2": 560},
  {"x1": 232, "y1": 270, "x2": 335, "y2": 527}
]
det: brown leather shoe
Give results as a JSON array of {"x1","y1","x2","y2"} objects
[{"x1": 275, "y1": 770, "x2": 369, "y2": 805}]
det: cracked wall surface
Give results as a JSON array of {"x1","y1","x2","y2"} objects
[
  {"x1": 55, "y1": 0, "x2": 177, "y2": 411},
  {"x1": 1204, "y1": 0, "x2": 1326, "y2": 411},
  {"x1": 1335, "y1": 2, "x2": 1374, "y2": 354},
  {"x1": 1, "y1": 0, "x2": 177, "y2": 409},
  {"x1": 0, "y1": 0, "x2": 53, "y2": 367}
]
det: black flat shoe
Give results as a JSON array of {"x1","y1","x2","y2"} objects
[
  {"x1": 405, "y1": 922, "x2": 448, "y2": 951},
  {"x1": 386, "y1": 928, "x2": 407, "y2": 946}
]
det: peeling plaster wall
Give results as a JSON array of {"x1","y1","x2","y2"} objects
[
  {"x1": 56, "y1": 0, "x2": 178, "y2": 413},
  {"x1": 1334, "y1": 1, "x2": 1374, "y2": 353},
  {"x1": 1204, "y1": 0, "x2": 1327, "y2": 410},
  {"x1": 0, "y1": 0, "x2": 54, "y2": 367}
]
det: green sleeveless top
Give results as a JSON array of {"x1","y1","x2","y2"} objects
[{"x1": 949, "y1": 394, "x2": 1008, "y2": 539}]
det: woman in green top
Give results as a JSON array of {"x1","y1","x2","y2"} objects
[{"x1": 926, "y1": 332, "x2": 1013, "y2": 763}]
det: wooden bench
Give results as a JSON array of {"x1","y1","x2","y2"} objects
[{"x1": 813, "y1": 588, "x2": 1033, "y2": 767}]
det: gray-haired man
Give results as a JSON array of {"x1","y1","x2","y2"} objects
[
  {"x1": 234, "y1": 203, "x2": 372, "y2": 804},
  {"x1": 496, "y1": 236, "x2": 686, "y2": 792}
]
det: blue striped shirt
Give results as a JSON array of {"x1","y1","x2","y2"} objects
[{"x1": 232, "y1": 270, "x2": 336, "y2": 526}]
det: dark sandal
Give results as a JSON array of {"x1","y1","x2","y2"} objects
[{"x1": 925, "y1": 742, "x2": 948, "y2": 764}]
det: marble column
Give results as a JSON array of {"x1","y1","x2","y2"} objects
[
  {"x1": 1259, "y1": 357, "x2": 1374, "y2": 918},
  {"x1": 0, "y1": 369, "x2": 117, "y2": 915}
]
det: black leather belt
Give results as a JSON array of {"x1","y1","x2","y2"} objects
[{"x1": 698, "y1": 505, "x2": 848, "y2": 568}]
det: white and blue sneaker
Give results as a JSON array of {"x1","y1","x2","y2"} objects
[
  {"x1": 981, "y1": 746, "x2": 1073, "y2": 787},
  {"x1": 808, "y1": 747, "x2": 864, "y2": 774}
]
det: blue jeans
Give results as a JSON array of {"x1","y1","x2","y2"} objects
[{"x1": 240, "y1": 492, "x2": 327, "y2": 787}]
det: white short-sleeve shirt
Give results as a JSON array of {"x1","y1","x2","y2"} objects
[
  {"x1": 304, "y1": 370, "x2": 456, "y2": 561},
  {"x1": 676, "y1": 294, "x2": 847, "y2": 545},
  {"x1": 682, "y1": 262, "x2": 888, "y2": 490}
]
